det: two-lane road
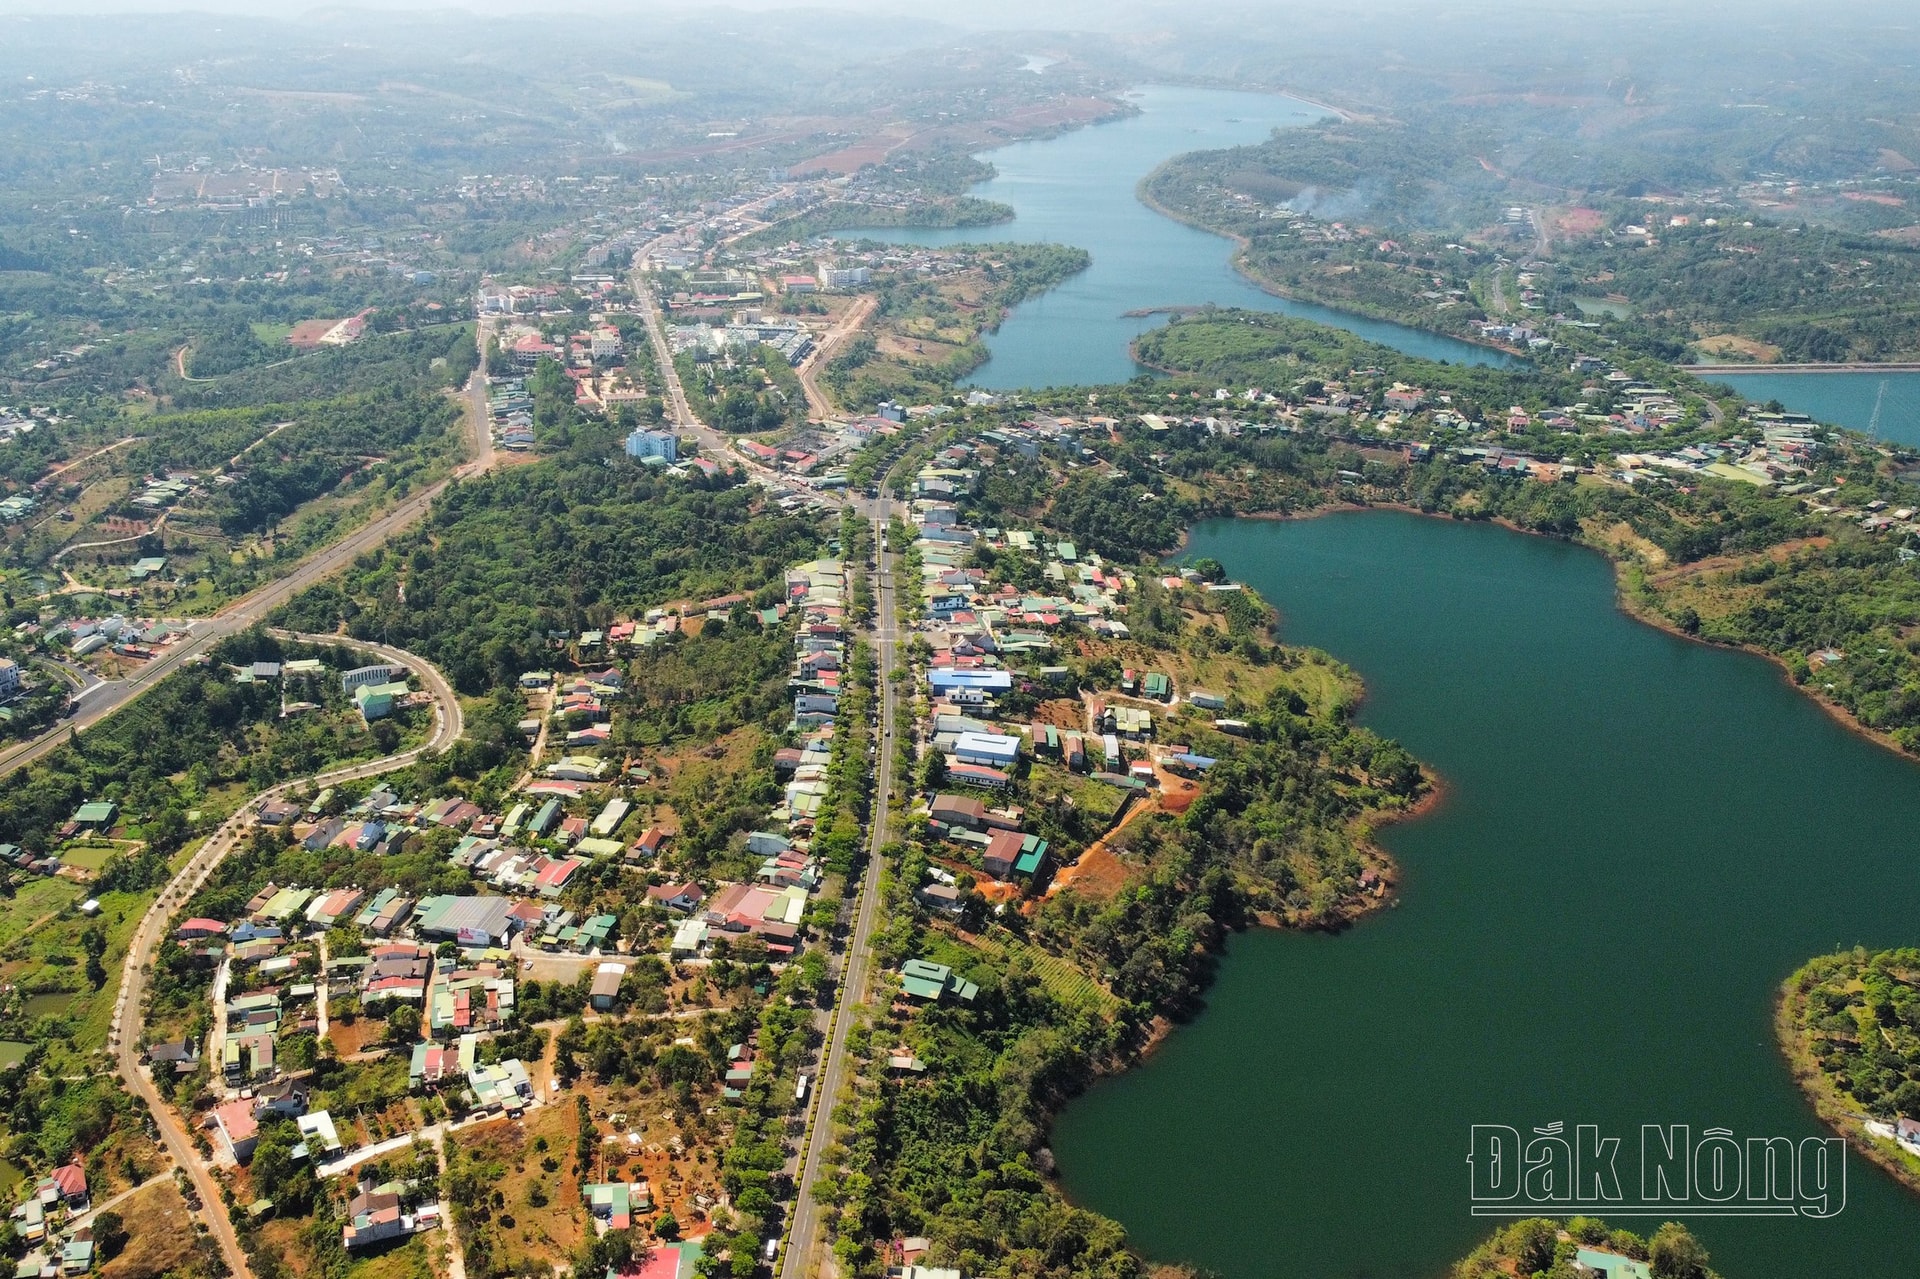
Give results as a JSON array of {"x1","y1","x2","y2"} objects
[
  {"x1": 780, "y1": 489, "x2": 902, "y2": 1279},
  {"x1": 0, "y1": 356, "x2": 497, "y2": 782},
  {"x1": 108, "y1": 634, "x2": 465, "y2": 1279}
]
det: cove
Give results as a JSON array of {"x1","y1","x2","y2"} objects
[
  {"x1": 1051, "y1": 510, "x2": 1920, "y2": 1279},
  {"x1": 855, "y1": 85, "x2": 1513, "y2": 388},
  {"x1": 1709, "y1": 370, "x2": 1920, "y2": 447}
]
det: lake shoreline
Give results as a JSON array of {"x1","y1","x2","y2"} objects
[
  {"x1": 1132, "y1": 175, "x2": 1528, "y2": 362},
  {"x1": 1182, "y1": 499, "x2": 1920, "y2": 770},
  {"x1": 1774, "y1": 962, "x2": 1920, "y2": 1199}
]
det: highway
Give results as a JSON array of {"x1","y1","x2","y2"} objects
[
  {"x1": 0, "y1": 353, "x2": 498, "y2": 782},
  {"x1": 106, "y1": 633, "x2": 464, "y2": 1279},
  {"x1": 779, "y1": 486, "x2": 902, "y2": 1279}
]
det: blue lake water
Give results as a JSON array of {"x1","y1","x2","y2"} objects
[
  {"x1": 854, "y1": 84, "x2": 1513, "y2": 388},
  {"x1": 1709, "y1": 370, "x2": 1920, "y2": 446}
]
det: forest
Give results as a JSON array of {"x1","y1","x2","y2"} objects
[{"x1": 271, "y1": 427, "x2": 824, "y2": 694}]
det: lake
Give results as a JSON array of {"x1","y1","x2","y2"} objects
[
  {"x1": 856, "y1": 84, "x2": 1513, "y2": 388},
  {"x1": 1052, "y1": 511, "x2": 1920, "y2": 1279},
  {"x1": 1709, "y1": 370, "x2": 1920, "y2": 446}
]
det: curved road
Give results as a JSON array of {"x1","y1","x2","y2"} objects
[
  {"x1": 0, "y1": 358, "x2": 496, "y2": 782},
  {"x1": 106, "y1": 633, "x2": 464, "y2": 1279}
]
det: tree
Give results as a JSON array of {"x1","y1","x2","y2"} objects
[
  {"x1": 385, "y1": 1002, "x2": 421, "y2": 1041},
  {"x1": 91, "y1": 1211, "x2": 127, "y2": 1261},
  {"x1": 653, "y1": 1211, "x2": 679, "y2": 1241},
  {"x1": 1648, "y1": 1222, "x2": 1710, "y2": 1279},
  {"x1": 81, "y1": 925, "x2": 107, "y2": 990},
  {"x1": 1498, "y1": 1218, "x2": 1557, "y2": 1275}
]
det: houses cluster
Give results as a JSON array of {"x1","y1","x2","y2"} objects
[
  {"x1": 1612, "y1": 420, "x2": 1822, "y2": 491},
  {"x1": 173, "y1": 877, "x2": 546, "y2": 1170},
  {"x1": 488, "y1": 376, "x2": 535, "y2": 450},
  {"x1": 0, "y1": 796, "x2": 126, "y2": 881},
  {"x1": 900, "y1": 451, "x2": 1154, "y2": 891},
  {"x1": 44, "y1": 613, "x2": 188, "y2": 662},
  {"x1": 8, "y1": 1163, "x2": 93, "y2": 1277}
]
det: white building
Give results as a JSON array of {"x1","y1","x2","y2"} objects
[
  {"x1": 625, "y1": 429, "x2": 678, "y2": 463},
  {"x1": 817, "y1": 263, "x2": 872, "y2": 289}
]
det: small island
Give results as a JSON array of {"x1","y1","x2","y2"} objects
[{"x1": 1777, "y1": 947, "x2": 1920, "y2": 1192}]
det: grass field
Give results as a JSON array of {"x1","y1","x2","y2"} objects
[
  {"x1": 250, "y1": 321, "x2": 295, "y2": 346},
  {"x1": 101, "y1": 1181, "x2": 202, "y2": 1279},
  {"x1": 0, "y1": 875, "x2": 83, "y2": 939},
  {"x1": 59, "y1": 843, "x2": 119, "y2": 871}
]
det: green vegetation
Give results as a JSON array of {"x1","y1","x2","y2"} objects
[
  {"x1": 821, "y1": 243, "x2": 1089, "y2": 409},
  {"x1": 739, "y1": 197, "x2": 1012, "y2": 251},
  {"x1": 677, "y1": 345, "x2": 807, "y2": 435},
  {"x1": 1779, "y1": 947, "x2": 1920, "y2": 1192},
  {"x1": 272, "y1": 422, "x2": 822, "y2": 693},
  {"x1": 1453, "y1": 1217, "x2": 1722, "y2": 1279}
]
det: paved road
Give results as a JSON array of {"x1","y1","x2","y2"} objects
[
  {"x1": 107, "y1": 635, "x2": 465, "y2": 1279},
  {"x1": 780, "y1": 488, "x2": 902, "y2": 1279},
  {"x1": 0, "y1": 361, "x2": 497, "y2": 782},
  {"x1": 796, "y1": 296, "x2": 876, "y2": 421},
  {"x1": 628, "y1": 266, "x2": 795, "y2": 491}
]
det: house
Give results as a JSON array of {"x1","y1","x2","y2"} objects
[
  {"x1": 608, "y1": 1240, "x2": 705, "y2": 1279},
  {"x1": 68, "y1": 801, "x2": 115, "y2": 831},
  {"x1": 746, "y1": 831, "x2": 791, "y2": 858},
  {"x1": 176, "y1": 917, "x2": 227, "y2": 942},
  {"x1": 296, "y1": 1110, "x2": 343, "y2": 1157},
  {"x1": 413, "y1": 895, "x2": 519, "y2": 946},
  {"x1": 927, "y1": 795, "x2": 985, "y2": 831},
  {"x1": 646, "y1": 882, "x2": 705, "y2": 913},
  {"x1": 670, "y1": 918, "x2": 709, "y2": 957},
  {"x1": 211, "y1": 1097, "x2": 261, "y2": 1163},
  {"x1": 946, "y1": 763, "x2": 1010, "y2": 790},
  {"x1": 342, "y1": 1189, "x2": 408, "y2": 1251},
  {"x1": 409, "y1": 1042, "x2": 459, "y2": 1090},
  {"x1": 589, "y1": 962, "x2": 625, "y2": 1011},
  {"x1": 952, "y1": 732, "x2": 1020, "y2": 769},
  {"x1": 898, "y1": 959, "x2": 978, "y2": 1004},
  {"x1": 148, "y1": 1039, "x2": 200, "y2": 1074},
  {"x1": 583, "y1": 1180, "x2": 653, "y2": 1230},
  {"x1": 43, "y1": 1166, "x2": 85, "y2": 1212},
  {"x1": 915, "y1": 883, "x2": 963, "y2": 916},
  {"x1": 1573, "y1": 1249, "x2": 1653, "y2": 1279}
]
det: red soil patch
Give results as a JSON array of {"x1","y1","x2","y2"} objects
[
  {"x1": 287, "y1": 319, "x2": 337, "y2": 348},
  {"x1": 1556, "y1": 207, "x2": 1605, "y2": 236},
  {"x1": 1033, "y1": 698, "x2": 1087, "y2": 731},
  {"x1": 1048, "y1": 844, "x2": 1134, "y2": 899}
]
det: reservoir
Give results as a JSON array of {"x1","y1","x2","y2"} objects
[
  {"x1": 1709, "y1": 370, "x2": 1920, "y2": 447},
  {"x1": 860, "y1": 85, "x2": 1513, "y2": 388},
  {"x1": 1052, "y1": 511, "x2": 1920, "y2": 1279}
]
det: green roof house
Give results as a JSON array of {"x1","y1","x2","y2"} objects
[
  {"x1": 69, "y1": 801, "x2": 115, "y2": 830},
  {"x1": 899, "y1": 958, "x2": 978, "y2": 1003}
]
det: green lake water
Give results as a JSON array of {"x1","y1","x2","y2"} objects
[
  {"x1": 859, "y1": 85, "x2": 1513, "y2": 388},
  {"x1": 1051, "y1": 511, "x2": 1920, "y2": 1278}
]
